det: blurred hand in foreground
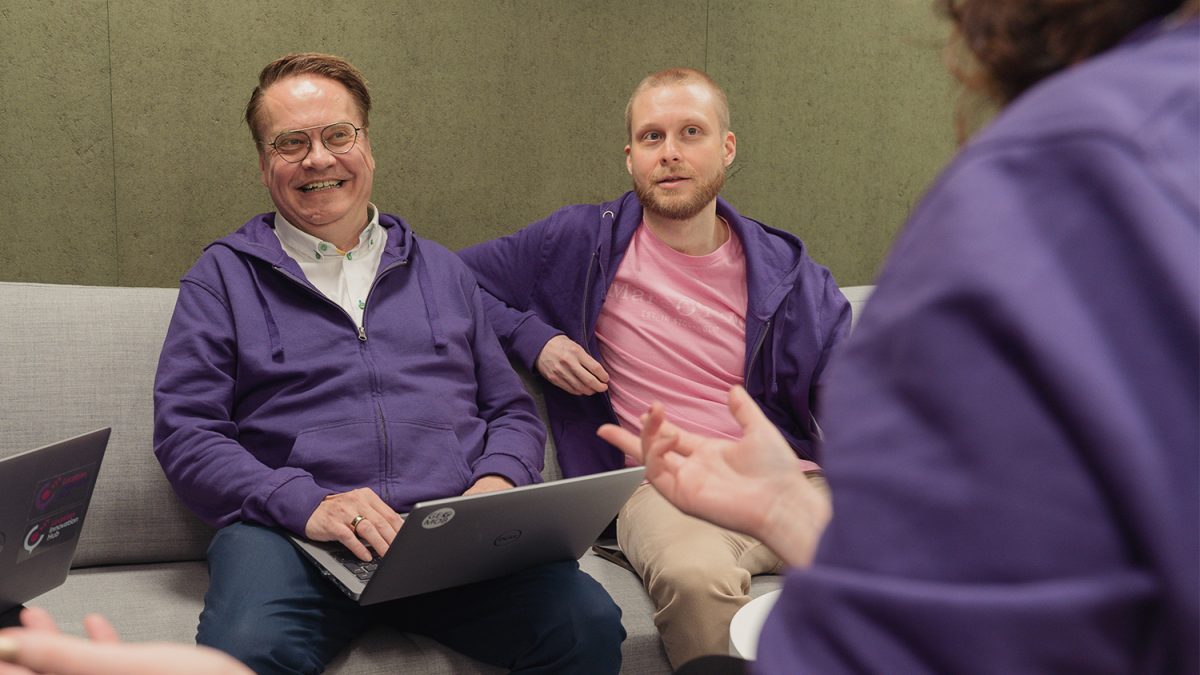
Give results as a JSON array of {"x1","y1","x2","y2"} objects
[{"x1": 598, "y1": 385, "x2": 831, "y2": 567}]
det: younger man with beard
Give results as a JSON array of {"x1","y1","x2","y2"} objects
[{"x1": 459, "y1": 68, "x2": 850, "y2": 667}]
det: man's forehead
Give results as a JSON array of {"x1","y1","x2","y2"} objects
[
  {"x1": 630, "y1": 81, "x2": 721, "y2": 127},
  {"x1": 262, "y1": 75, "x2": 345, "y2": 105},
  {"x1": 260, "y1": 75, "x2": 359, "y2": 133}
]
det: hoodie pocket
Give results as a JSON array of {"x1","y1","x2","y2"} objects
[
  {"x1": 286, "y1": 419, "x2": 471, "y2": 500},
  {"x1": 382, "y1": 418, "x2": 473, "y2": 502},
  {"x1": 287, "y1": 420, "x2": 384, "y2": 494}
]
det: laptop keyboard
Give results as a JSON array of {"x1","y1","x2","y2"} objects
[{"x1": 331, "y1": 548, "x2": 382, "y2": 582}]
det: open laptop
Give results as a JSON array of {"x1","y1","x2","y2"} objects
[
  {"x1": 0, "y1": 428, "x2": 110, "y2": 626},
  {"x1": 290, "y1": 466, "x2": 644, "y2": 605}
]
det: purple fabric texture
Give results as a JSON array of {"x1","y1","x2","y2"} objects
[
  {"x1": 757, "y1": 19, "x2": 1199, "y2": 674},
  {"x1": 153, "y1": 212, "x2": 545, "y2": 535},
  {"x1": 459, "y1": 192, "x2": 851, "y2": 477}
]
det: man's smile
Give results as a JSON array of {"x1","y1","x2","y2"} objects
[{"x1": 300, "y1": 179, "x2": 345, "y2": 193}]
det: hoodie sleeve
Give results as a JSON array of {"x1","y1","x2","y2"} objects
[
  {"x1": 459, "y1": 215, "x2": 566, "y2": 370},
  {"x1": 764, "y1": 264, "x2": 852, "y2": 465},
  {"x1": 464, "y1": 283, "x2": 547, "y2": 486},
  {"x1": 153, "y1": 276, "x2": 332, "y2": 533},
  {"x1": 809, "y1": 270, "x2": 853, "y2": 424}
]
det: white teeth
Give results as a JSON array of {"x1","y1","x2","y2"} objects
[{"x1": 301, "y1": 180, "x2": 343, "y2": 192}]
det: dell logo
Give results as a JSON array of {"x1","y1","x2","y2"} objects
[{"x1": 493, "y1": 529, "x2": 522, "y2": 546}]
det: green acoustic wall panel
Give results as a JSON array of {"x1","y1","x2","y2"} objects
[
  {"x1": 107, "y1": 0, "x2": 329, "y2": 287},
  {"x1": 3, "y1": 1, "x2": 959, "y2": 289},
  {"x1": 355, "y1": 0, "x2": 709, "y2": 251},
  {"x1": 105, "y1": 0, "x2": 707, "y2": 286},
  {"x1": 0, "y1": 0, "x2": 117, "y2": 285},
  {"x1": 708, "y1": 0, "x2": 957, "y2": 286}
]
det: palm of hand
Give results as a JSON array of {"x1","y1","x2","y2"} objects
[{"x1": 646, "y1": 416, "x2": 798, "y2": 538}]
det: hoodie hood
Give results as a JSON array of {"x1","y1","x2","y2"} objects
[
  {"x1": 594, "y1": 192, "x2": 821, "y2": 395},
  {"x1": 207, "y1": 211, "x2": 414, "y2": 278},
  {"x1": 201, "y1": 211, "x2": 446, "y2": 353},
  {"x1": 596, "y1": 192, "x2": 811, "y2": 322}
]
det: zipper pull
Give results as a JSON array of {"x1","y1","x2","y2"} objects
[{"x1": 358, "y1": 325, "x2": 367, "y2": 342}]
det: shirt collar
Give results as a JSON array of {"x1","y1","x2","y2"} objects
[{"x1": 274, "y1": 204, "x2": 381, "y2": 262}]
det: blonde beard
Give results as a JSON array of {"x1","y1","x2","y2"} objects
[{"x1": 634, "y1": 169, "x2": 726, "y2": 221}]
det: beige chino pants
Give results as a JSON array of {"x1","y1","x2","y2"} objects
[{"x1": 616, "y1": 476, "x2": 828, "y2": 668}]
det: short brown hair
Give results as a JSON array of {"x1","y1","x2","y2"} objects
[
  {"x1": 624, "y1": 68, "x2": 730, "y2": 141},
  {"x1": 939, "y1": 0, "x2": 1189, "y2": 104},
  {"x1": 245, "y1": 52, "x2": 372, "y2": 147}
]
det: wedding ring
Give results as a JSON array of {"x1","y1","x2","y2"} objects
[{"x1": 349, "y1": 514, "x2": 366, "y2": 532}]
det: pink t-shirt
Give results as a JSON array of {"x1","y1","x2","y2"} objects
[{"x1": 596, "y1": 222, "x2": 748, "y2": 452}]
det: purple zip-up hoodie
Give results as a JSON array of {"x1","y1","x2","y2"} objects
[
  {"x1": 153, "y1": 212, "x2": 545, "y2": 536},
  {"x1": 757, "y1": 18, "x2": 1199, "y2": 674},
  {"x1": 459, "y1": 192, "x2": 850, "y2": 477}
]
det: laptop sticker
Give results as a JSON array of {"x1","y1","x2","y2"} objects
[
  {"x1": 421, "y1": 508, "x2": 455, "y2": 529},
  {"x1": 28, "y1": 464, "x2": 98, "y2": 520},
  {"x1": 19, "y1": 463, "x2": 98, "y2": 563},
  {"x1": 20, "y1": 506, "x2": 88, "y2": 562}
]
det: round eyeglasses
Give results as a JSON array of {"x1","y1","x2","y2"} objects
[{"x1": 266, "y1": 122, "x2": 364, "y2": 163}]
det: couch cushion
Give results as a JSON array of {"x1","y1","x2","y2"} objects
[
  {"x1": 0, "y1": 282, "x2": 214, "y2": 566},
  {"x1": 32, "y1": 553, "x2": 688, "y2": 673}
]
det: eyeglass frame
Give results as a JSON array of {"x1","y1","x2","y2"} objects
[{"x1": 263, "y1": 121, "x2": 366, "y2": 163}]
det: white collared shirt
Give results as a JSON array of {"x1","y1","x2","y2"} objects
[{"x1": 273, "y1": 204, "x2": 386, "y2": 329}]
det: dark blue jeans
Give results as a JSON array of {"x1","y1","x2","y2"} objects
[{"x1": 197, "y1": 523, "x2": 624, "y2": 674}]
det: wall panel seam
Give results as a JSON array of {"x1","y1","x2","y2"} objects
[
  {"x1": 704, "y1": 0, "x2": 710, "y2": 72},
  {"x1": 106, "y1": 0, "x2": 120, "y2": 285}
]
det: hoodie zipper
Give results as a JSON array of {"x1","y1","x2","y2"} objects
[
  {"x1": 273, "y1": 267, "x2": 364, "y2": 337},
  {"x1": 273, "y1": 259, "x2": 411, "y2": 341},
  {"x1": 357, "y1": 258, "x2": 409, "y2": 503},
  {"x1": 745, "y1": 318, "x2": 772, "y2": 381},
  {"x1": 580, "y1": 246, "x2": 621, "y2": 423},
  {"x1": 374, "y1": 399, "x2": 390, "y2": 501},
  {"x1": 356, "y1": 259, "x2": 411, "y2": 342},
  {"x1": 272, "y1": 259, "x2": 409, "y2": 502},
  {"x1": 580, "y1": 249, "x2": 599, "y2": 340}
]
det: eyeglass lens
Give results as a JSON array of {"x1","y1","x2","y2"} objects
[{"x1": 272, "y1": 123, "x2": 358, "y2": 161}]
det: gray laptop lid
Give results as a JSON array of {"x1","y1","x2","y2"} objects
[
  {"x1": 291, "y1": 466, "x2": 644, "y2": 605},
  {"x1": 0, "y1": 428, "x2": 110, "y2": 614}
]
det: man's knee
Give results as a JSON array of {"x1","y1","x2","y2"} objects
[
  {"x1": 198, "y1": 610, "x2": 326, "y2": 675},
  {"x1": 529, "y1": 564, "x2": 625, "y2": 671},
  {"x1": 648, "y1": 558, "x2": 752, "y2": 603},
  {"x1": 200, "y1": 523, "x2": 359, "y2": 674}
]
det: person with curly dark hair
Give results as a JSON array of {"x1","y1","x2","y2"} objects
[
  {"x1": 938, "y1": 0, "x2": 1189, "y2": 103},
  {"x1": 603, "y1": 1, "x2": 1199, "y2": 673}
]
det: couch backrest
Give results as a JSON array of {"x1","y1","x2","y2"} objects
[
  {"x1": 0, "y1": 281, "x2": 568, "y2": 568},
  {"x1": 0, "y1": 282, "x2": 213, "y2": 567},
  {"x1": 0, "y1": 281, "x2": 873, "y2": 569},
  {"x1": 841, "y1": 284, "x2": 873, "y2": 331}
]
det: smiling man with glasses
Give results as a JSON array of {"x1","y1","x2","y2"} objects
[{"x1": 151, "y1": 52, "x2": 624, "y2": 674}]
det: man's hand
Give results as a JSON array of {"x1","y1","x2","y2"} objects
[
  {"x1": 463, "y1": 474, "x2": 515, "y2": 496},
  {"x1": 0, "y1": 607, "x2": 251, "y2": 675},
  {"x1": 304, "y1": 488, "x2": 405, "y2": 561},
  {"x1": 597, "y1": 386, "x2": 831, "y2": 567},
  {"x1": 536, "y1": 335, "x2": 610, "y2": 395}
]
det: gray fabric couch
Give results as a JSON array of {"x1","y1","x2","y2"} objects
[{"x1": 0, "y1": 280, "x2": 871, "y2": 674}]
